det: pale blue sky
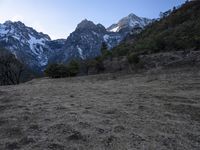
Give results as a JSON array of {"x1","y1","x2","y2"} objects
[{"x1": 0, "y1": 0, "x2": 186, "y2": 39}]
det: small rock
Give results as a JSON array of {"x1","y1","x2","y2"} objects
[
  {"x1": 70, "y1": 95, "x2": 74, "y2": 98},
  {"x1": 48, "y1": 143, "x2": 65, "y2": 150},
  {"x1": 67, "y1": 131, "x2": 84, "y2": 141},
  {"x1": 114, "y1": 125, "x2": 125, "y2": 133}
]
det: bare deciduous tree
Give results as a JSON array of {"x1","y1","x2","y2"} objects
[{"x1": 0, "y1": 50, "x2": 24, "y2": 85}]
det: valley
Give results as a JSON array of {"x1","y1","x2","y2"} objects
[{"x1": 0, "y1": 1, "x2": 200, "y2": 149}]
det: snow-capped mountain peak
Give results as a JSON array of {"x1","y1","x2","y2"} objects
[{"x1": 107, "y1": 13, "x2": 152, "y2": 33}]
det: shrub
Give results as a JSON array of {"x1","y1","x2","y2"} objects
[
  {"x1": 45, "y1": 60, "x2": 80, "y2": 78},
  {"x1": 45, "y1": 64, "x2": 69, "y2": 78},
  {"x1": 100, "y1": 42, "x2": 113, "y2": 60},
  {"x1": 95, "y1": 56, "x2": 105, "y2": 73},
  {"x1": 67, "y1": 60, "x2": 80, "y2": 77},
  {"x1": 81, "y1": 59, "x2": 97, "y2": 75},
  {"x1": 127, "y1": 53, "x2": 140, "y2": 65}
]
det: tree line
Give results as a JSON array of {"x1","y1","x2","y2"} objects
[{"x1": 44, "y1": 42, "x2": 110, "y2": 78}]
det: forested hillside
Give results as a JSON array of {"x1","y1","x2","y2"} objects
[{"x1": 112, "y1": 1, "x2": 200, "y2": 57}]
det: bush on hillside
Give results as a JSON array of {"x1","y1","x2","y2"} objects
[
  {"x1": 94, "y1": 56, "x2": 105, "y2": 73},
  {"x1": 127, "y1": 53, "x2": 140, "y2": 65},
  {"x1": 81, "y1": 59, "x2": 97, "y2": 75},
  {"x1": 45, "y1": 60, "x2": 80, "y2": 78},
  {"x1": 68, "y1": 60, "x2": 80, "y2": 76},
  {"x1": 100, "y1": 42, "x2": 113, "y2": 60},
  {"x1": 45, "y1": 64, "x2": 69, "y2": 78}
]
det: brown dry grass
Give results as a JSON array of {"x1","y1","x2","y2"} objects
[{"x1": 0, "y1": 67, "x2": 200, "y2": 150}]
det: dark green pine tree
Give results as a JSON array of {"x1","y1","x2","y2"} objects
[{"x1": 100, "y1": 42, "x2": 108, "y2": 56}]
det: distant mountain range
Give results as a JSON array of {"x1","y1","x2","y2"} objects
[{"x1": 0, "y1": 13, "x2": 152, "y2": 72}]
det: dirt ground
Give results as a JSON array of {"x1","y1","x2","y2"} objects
[{"x1": 0, "y1": 67, "x2": 200, "y2": 150}]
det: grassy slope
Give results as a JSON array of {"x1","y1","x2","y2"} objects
[{"x1": 0, "y1": 67, "x2": 200, "y2": 149}]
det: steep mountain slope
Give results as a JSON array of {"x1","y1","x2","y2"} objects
[{"x1": 113, "y1": 1, "x2": 200, "y2": 56}]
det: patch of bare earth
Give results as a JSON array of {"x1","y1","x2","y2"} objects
[{"x1": 0, "y1": 67, "x2": 200, "y2": 150}]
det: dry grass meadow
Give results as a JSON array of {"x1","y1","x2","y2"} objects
[{"x1": 0, "y1": 67, "x2": 200, "y2": 150}]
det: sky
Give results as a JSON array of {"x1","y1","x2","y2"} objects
[{"x1": 0, "y1": 0, "x2": 186, "y2": 39}]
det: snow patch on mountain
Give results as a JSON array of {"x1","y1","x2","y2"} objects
[
  {"x1": 103, "y1": 34, "x2": 110, "y2": 42},
  {"x1": 92, "y1": 31, "x2": 99, "y2": 36},
  {"x1": 0, "y1": 25, "x2": 9, "y2": 35},
  {"x1": 110, "y1": 26, "x2": 119, "y2": 32},
  {"x1": 38, "y1": 55, "x2": 48, "y2": 66},
  {"x1": 103, "y1": 34, "x2": 122, "y2": 48},
  {"x1": 77, "y1": 45, "x2": 84, "y2": 59},
  {"x1": 28, "y1": 35, "x2": 45, "y2": 53}
]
